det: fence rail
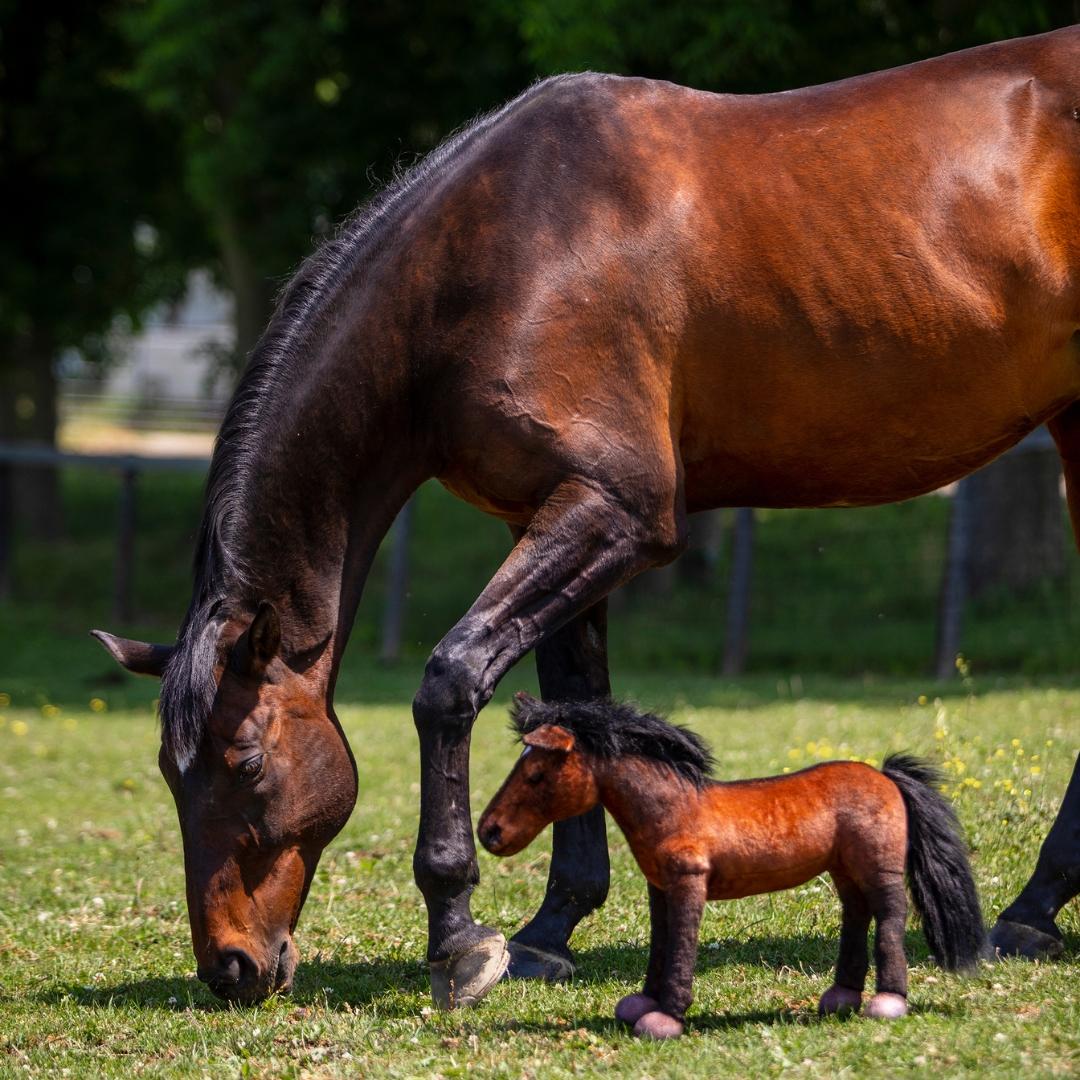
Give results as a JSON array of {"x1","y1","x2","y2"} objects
[{"x1": 0, "y1": 427, "x2": 1062, "y2": 674}]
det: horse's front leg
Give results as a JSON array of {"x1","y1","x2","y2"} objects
[
  {"x1": 412, "y1": 477, "x2": 684, "y2": 1008},
  {"x1": 633, "y1": 873, "x2": 707, "y2": 1039},
  {"x1": 508, "y1": 599, "x2": 611, "y2": 982},
  {"x1": 990, "y1": 752, "x2": 1079, "y2": 959}
]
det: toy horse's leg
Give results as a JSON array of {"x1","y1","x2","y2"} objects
[
  {"x1": 508, "y1": 600, "x2": 611, "y2": 982},
  {"x1": 991, "y1": 752, "x2": 1079, "y2": 958},
  {"x1": 865, "y1": 878, "x2": 909, "y2": 1019},
  {"x1": 615, "y1": 882, "x2": 667, "y2": 1026},
  {"x1": 819, "y1": 875, "x2": 870, "y2": 1016},
  {"x1": 633, "y1": 874, "x2": 707, "y2": 1039},
  {"x1": 413, "y1": 474, "x2": 684, "y2": 1008}
]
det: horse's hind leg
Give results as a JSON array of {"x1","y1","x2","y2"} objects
[
  {"x1": 990, "y1": 752, "x2": 1079, "y2": 958},
  {"x1": 819, "y1": 873, "x2": 870, "y2": 1016},
  {"x1": 412, "y1": 472, "x2": 684, "y2": 1008},
  {"x1": 508, "y1": 599, "x2": 611, "y2": 982},
  {"x1": 865, "y1": 876, "x2": 909, "y2": 1019}
]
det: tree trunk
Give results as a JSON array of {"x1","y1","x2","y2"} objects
[
  {"x1": 967, "y1": 450, "x2": 1066, "y2": 598},
  {"x1": 216, "y1": 208, "x2": 277, "y2": 369},
  {"x1": 0, "y1": 327, "x2": 62, "y2": 539}
]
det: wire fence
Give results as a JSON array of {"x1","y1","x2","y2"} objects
[{"x1": 1, "y1": 429, "x2": 1074, "y2": 677}]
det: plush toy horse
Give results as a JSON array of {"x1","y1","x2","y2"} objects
[{"x1": 478, "y1": 694, "x2": 987, "y2": 1039}]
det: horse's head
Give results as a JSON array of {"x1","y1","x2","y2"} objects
[
  {"x1": 93, "y1": 602, "x2": 357, "y2": 1004},
  {"x1": 478, "y1": 720, "x2": 598, "y2": 857}
]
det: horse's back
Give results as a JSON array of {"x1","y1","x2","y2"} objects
[{"x1": 414, "y1": 30, "x2": 1080, "y2": 517}]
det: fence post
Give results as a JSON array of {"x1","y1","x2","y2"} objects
[
  {"x1": 0, "y1": 461, "x2": 11, "y2": 601},
  {"x1": 722, "y1": 507, "x2": 755, "y2": 676},
  {"x1": 379, "y1": 495, "x2": 415, "y2": 664},
  {"x1": 934, "y1": 478, "x2": 974, "y2": 680},
  {"x1": 113, "y1": 465, "x2": 138, "y2": 624}
]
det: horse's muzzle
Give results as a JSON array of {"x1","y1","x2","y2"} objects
[{"x1": 197, "y1": 938, "x2": 295, "y2": 1004}]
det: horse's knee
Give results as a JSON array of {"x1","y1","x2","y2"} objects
[
  {"x1": 413, "y1": 836, "x2": 479, "y2": 895},
  {"x1": 413, "y1": 645, "x2": 483, "y2": 733}
]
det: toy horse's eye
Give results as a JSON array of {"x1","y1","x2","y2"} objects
[{"x1": 237, "y1": 755, "x2": 264, "y2": 782}]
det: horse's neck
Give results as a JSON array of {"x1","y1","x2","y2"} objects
[{"x1": 203, "y1": 321, "x2": 430, "y2": 681}]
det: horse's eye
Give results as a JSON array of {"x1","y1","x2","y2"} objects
[
  {"x1": 525, "y1": 769, "x2": 544, "y2": 786},
  {"x1": 237, "y1": 755, "x2": 264, "y2": 782}
]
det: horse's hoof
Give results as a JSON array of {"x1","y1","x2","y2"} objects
[
  {"x1": 864, "y1": 992, "x2": 908, "y2": 1019},
  {"x1": 818, "y1": 984, "x2": 863, "y2": 1016},
  {"x1": 429, "y1": 931, "x2": 509, "y2": 1009},
  {"x1": 633, "y1": 1010, "x2": 685, "y2": 1040},
  {"x1": 505, "y1": 940, "x2": 574, "y2": 983},
  {"x1": 615, "y1": 993, "x2": 659, "y2": 1026},
  {"x1": 989, "y1": 918, "x2": 1065, "y2": 960}
]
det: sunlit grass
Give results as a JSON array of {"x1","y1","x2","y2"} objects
[{"x1": 1, "y1": 664, "x2": 1077, "y2": 1077}]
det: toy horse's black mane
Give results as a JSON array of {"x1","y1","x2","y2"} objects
[{"x1": 510, "y1": 695, "x2": 716, "y2": 789}]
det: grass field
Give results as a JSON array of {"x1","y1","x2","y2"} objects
[{"x1": 1, "y1": 652, "x2": 1077, "y2": 1078}]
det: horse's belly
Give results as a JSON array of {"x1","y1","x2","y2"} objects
[{"x1": 678, "y1": 335, "x2": 1080, "y2": 510}]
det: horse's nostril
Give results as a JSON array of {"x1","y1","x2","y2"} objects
[
  {"x1": 199, "y1": 949, "x2": 257, "y2": 995},
  {"x1": 481, "y1": 821, "x2": 502, "y2": 849}
]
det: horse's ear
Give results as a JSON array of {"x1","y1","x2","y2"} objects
[
  {"x1": 522, "y1": 724, "x2": 575, "y2": 754},
  {"x1": 90, "y1": 630, "x2": 174, "y2": 678},
  {"x1": 240, "y1": 601, "x2": 281, "y2": 676}
]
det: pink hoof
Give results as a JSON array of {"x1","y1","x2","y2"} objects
[
  {"x1": 615, "y1": 993, "x2": 659, "y2": 1026},
  {"x1": 818, "y1": 984, "x2": 863, "y2": 1016},
  {"x1": 864, "y1": 992, "x2": 908, "y2": 1019},
  {"x1": 633, "y1": 1010, "x2": 685, "y2": 1040}
]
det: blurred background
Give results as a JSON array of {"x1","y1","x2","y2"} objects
[{"x1": 3, "y1": 0, "x2": 1080, "y2": 699}]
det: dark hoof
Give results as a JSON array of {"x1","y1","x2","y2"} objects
[
  {"x1": 864, "y1": 992, "x2": 908, "y2": 1019},
  {"x1": 818, "y1": 984, "x2": 862, "y2": 1016},
  {"x1": 430, "y1": 931, "x2": 509, "y2": 1009},
  {"x1": 615, "y1": 993, "x2": 659, "y2": 1026},
  {"x1": 505, "y1": 940, "x2": 574, "y2": 983},
  {"x1": 989, "y1": 918, "x2": 1065, "y2": 960},
  {"x1": 634, "y1": 1010, "x2": 684, "y2": 1040}
]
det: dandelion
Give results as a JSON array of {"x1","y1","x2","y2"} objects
[
  {"x1": 62, "y1": 718, "x2": 77, "y2": 732},
  {"x1": 89, "y1": 698, "x2": 107, "y2": 713},
  {"x1": 11, "y1": 720, "x2": 28, "y2": 737},
  {"x1": 0, "y1": 692, "x2": 10, "y2": 707},
  {"x1": 917, "y1": 695, "x2": 928, "y2": 706},
  {"x1": 1030, "y1": 766, "x2": 1041, "y2": 776},
  {"x1": 40, "y1": 704, "x2": 60, "y2": 718},
  {"x1": 1011, "y1": 738, "x2": 1021, "y2": 748}
]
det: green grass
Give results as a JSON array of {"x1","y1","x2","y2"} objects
[{"x1": 1, "y1": 656, "x2": 1077, "y2": 1078}]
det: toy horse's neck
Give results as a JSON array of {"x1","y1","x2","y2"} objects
[{"x1": 593, "y1": 756, "x2": 707, "y2": 841}]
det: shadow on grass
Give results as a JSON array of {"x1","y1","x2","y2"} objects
[{"x1": 31, "y1": 926, "x2": 1077, "y2": 1022}]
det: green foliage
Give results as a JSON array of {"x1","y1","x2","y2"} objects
[{"x1": 0, "y1": 1, "x2": 198, "y2": 360}]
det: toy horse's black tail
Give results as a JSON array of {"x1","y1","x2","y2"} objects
[{"x1": 882, "y1": 754, "x2": 988, "y2": 970}]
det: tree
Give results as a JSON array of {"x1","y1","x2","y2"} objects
[
  {"x1": 122, "y1": 0, "x2": 532, "y2": 367},
  {"x1": 0, "y1": 0, "x2": 197, "y2": 535}
]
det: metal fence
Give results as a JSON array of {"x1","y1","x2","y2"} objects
[{"x1": 0, "y1": 428, "x2": 1064, "y2": 675}]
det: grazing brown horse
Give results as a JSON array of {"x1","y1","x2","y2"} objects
[
  {"x1": 479, "y1": 695, "x2": 988, "y2": 1038},
  {"x1": 94, "y1": 26, "x2": 1079, "y2": 1008}
]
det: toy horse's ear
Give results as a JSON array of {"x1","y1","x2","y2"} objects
[
  {"x1": 522, "y1": 724, "x2": 575, "y2": 754},
  {"x1": 236, "y1": 601, "x2": 281, "y2": 677},
  {"x1": 90, "y1": 630, "x2": 174, "y2": 678}
]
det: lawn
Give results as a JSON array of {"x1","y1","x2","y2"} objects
[{"x1": 1, "y1": 653, "x2": 1077, "y2": 1078}]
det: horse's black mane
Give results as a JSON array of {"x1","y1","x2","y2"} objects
[
  {"x1": 159, "y1": 75, "x2": 578, "y2": 768},
  {"x1": 510, "y1": 695, "x2": 716, "y2": 789}
]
